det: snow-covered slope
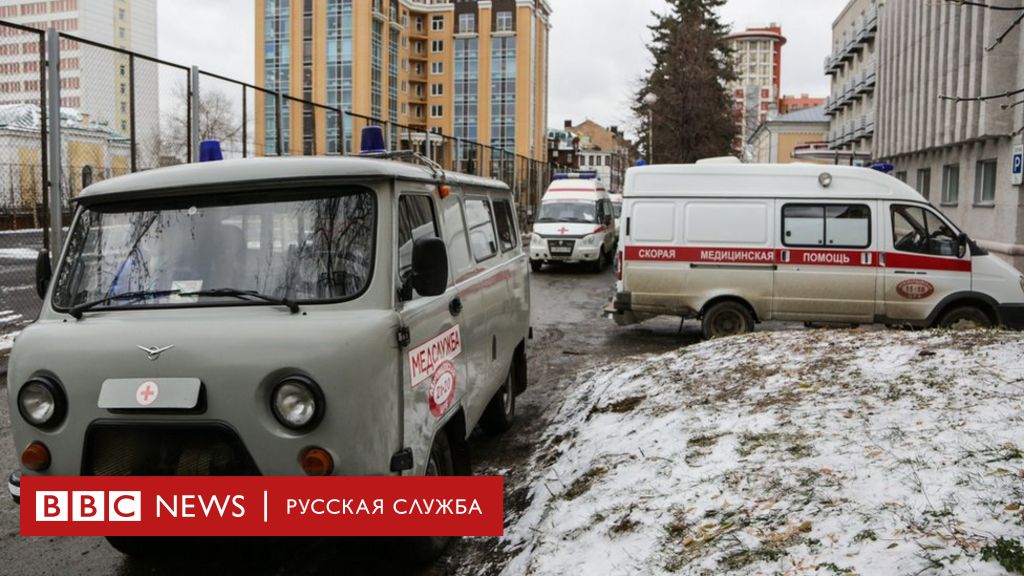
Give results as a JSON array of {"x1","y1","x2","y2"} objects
[{"x1": 501, "y1": 330, "x2": 1024, "y2": 575}]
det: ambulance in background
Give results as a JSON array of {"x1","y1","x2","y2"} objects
[
  {"x1": 530, "y1": 173, "x2": 617, "y2": 273},
  {"x1": 611, "y1": 160, "x2": 1024, "y2": 339}
]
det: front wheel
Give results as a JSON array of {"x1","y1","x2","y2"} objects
[
  {"x1": 479, "y1": 363, "x2": 516, "y2": 435},
  {"x1": 937, "y1": 306, "x2": 992, "y2": 330},
  {"x1": 591, "y1": 248, "x2": 607, "y2": 273},
  {"x1": 530, "y1": 260, "x2": 543, "y2": 273},
  {"x1": 701, "y1": 301, "x2": 755, "y2": 340},
  {"x1": 409, "y1": 432, "x2": 455, "y2": 564}
]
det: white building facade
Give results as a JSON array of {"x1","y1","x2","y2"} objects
[
  {"x1": 0, "y1": 0, "x2": 158, "y2": 160},
  {"x1": 874, "y1": 0, "x2": 1024, "y2": 270},
  {"x1": 824, "y1": 0, "x2": 879, "y2": 162}
]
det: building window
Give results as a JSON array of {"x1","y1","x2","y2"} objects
[
  {"x1": 431, "y1": 39, "x2": 444, "y2": 53},
  {"x1": 941, "y1": 164, "x2": 959, "y2": 206},
  {"x1": 431, "y1": 61, "x2": 443, "y2": 75},
  {"x1": 974, "y1": 159, "x2": 997, "y2": 205},
  {"x1": 431, "y1": 83, "x2": 443, "y2": 96},
  {"x1": 458, "y1": 13, "x2": 475, "y2": 34},
  {"x1": 430, "y1": 104, "x2": 443, "y2": 118},
  {"x1": 915, "y1": 168, "x2": 931, "y2": 200},
  {"x1": 495, "y1": 11, "x2": 513, "y2": 32},
  {"x1": 431, "y1": 15, "x2": 444, "y2": 31},
  {"x1": 895, "y1": 171, "x2": 907, "y2": 183}
]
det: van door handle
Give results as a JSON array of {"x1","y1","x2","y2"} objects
[{"x1": 449, "y1": 296, "x2": 463, "y2": 317}]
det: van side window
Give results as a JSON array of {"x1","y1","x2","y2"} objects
[
  {"x1": 891, "y1": 205, "x2": 959, "y2": 257},
  {"x1": 465, "y1": 198, "x2": 498, "y2": 261},
  {"x1": 441, "y1": 197, "x2": 473, "y2": 277},
  {"x1": 397, "y1": 194, "x2": 440, "y2": 280},
  {"x1": 783, "y1": 204, "x2": 870, "y2": 249},
  {"x1": 492, "y1": 198, "x2": 518, "y2": 252}
]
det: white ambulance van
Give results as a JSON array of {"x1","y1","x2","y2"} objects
[
  {"x1": 611, "y1": 161, "x2": 1024, "y2": 339},
  {"x1": 529, "y1": 175, "x2": 617, "y2": 272}
]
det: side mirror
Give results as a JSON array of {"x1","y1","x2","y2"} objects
[
  {"x1": 957, "y1": 232, "x2": 969, "y2": 259},
  {"x1": 411, "y1": 237, "x2": 448, "y2": 298},
  {"x1": 35, "y1": 249, "x2": 52, "y2": 299}
]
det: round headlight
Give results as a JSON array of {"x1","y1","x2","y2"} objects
[
  {"x1": 18, "y1": 377, "x2": 65, "y2": 429},
  {"x1": 271, "y1": 378, "x2": 323, "y2": 431}
]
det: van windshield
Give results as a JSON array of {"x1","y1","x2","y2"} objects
[
  {"x1": 51, "y1": 187, "x2": 376, "y2": 311},
  {"x1": 537, "y1": 201, "x2": 597, "y2": 223}
]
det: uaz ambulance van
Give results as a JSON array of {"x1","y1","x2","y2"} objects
[
  {"x1": 6, "y1": 152, "x2": 530, "y2": 560},
  {"x1": 529, "y1": 175, "x2": 617, "y2": 272},
  {"x1": 611, "y1": 161, "x2": 1024, "y2": 339}
]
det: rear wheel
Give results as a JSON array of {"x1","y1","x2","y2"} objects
[
  {"x1": 409, "y1": 432, "x2": 455, "y2": 564},
  {"x1": 937, "y1": 306, "x2": 992, "y2": 330},
  {"x1": 530, "y1": 260, "x2": 543, "y2": 273},
  {"x1": 479, "y1": 363, "x2": 516, "y2": 435},
  {"x1": 701, "y1": 301, "x2": 755, "y2": 340}
]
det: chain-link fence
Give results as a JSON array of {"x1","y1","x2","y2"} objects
[
  {"x1": 0, "y1": 20, "x2": 552, "y2": 342},
  {"x1": 0, "y1": 20, "x2": 47, "y2": 343}
]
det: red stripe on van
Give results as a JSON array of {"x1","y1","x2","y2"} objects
[
  {"x1": 783, "y1": 250, "x2": 878, "y2": 268},
  {"x1": 625, "y1": 246, "x2": 776, "y2": 264},
  {"x1": 885, "y1": 252, "x2": 972, "y2": 272}
]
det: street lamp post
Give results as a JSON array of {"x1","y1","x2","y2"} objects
[{"x1": 643, "y1": 93, "x2": 658, "y2": 164}]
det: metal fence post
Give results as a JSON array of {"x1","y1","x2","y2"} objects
[
  {"x1": 275, "y1": 92, "x2": 284, "y2": 156},
  {"x1": 128, "y1": 54, "x2": 137, "y2": 172},
  {"x1": 46, "y1": 28, "x2": 62, "y2": 262},
  {"x1": 190, "y1": 66, "x2": 200, "y2": 162}
]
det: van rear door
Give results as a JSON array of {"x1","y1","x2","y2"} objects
[
  {"x1": 774, "y1": 202, "x2": 878, "y2": 322},
  {"x1": 882, "y1": 203, "x2": 971, "y2": 322}
]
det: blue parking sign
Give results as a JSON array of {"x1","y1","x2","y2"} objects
[{"x1": 1014, "y1": 145, "x2": 1024, "y2": 185}]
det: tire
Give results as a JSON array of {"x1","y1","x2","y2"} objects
[
  {"x1": 530, "y1": 260, "x2": 543, "y2": 273},
  {"x1": 479, "y1": 363, "x2": 516, "y2": 435},
  {"x1": 409, "y1": 432, "x2": 455, "y2": 564},
  {"x1": 591, "y1": 248, "x2": 607, "y2": 273},
  {"x1": 937, "y1": 306, "x2": 992, "y2": 330},
  {"x1": 701, "y1": 301, "x2": 755, "y2": 340}
]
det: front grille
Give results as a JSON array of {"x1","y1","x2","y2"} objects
[
  {"x1": 83, "y1": 424, "x2": 261, "y2": 476},
  {"x1": 548, "y1": 239, "x2": 576, "y2": 253}
]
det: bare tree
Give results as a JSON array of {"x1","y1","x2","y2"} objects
[{"x1": 160, "y1": 83, "x2": 243, "y2": 162}]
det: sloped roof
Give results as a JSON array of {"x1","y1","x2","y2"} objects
[{"x1": 774, "y1": 105, "x2": 828, "y2": 123}]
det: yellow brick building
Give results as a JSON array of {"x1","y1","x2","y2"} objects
[{"x1": 255, "y1": 0, "x2": 551, "y2": 169}]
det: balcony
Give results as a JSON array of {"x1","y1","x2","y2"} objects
[{"x1": 824, "y1": 7, "x2": 879, "y2": 76}]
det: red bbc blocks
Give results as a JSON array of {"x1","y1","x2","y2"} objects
[{"x1": 20, "y1": 476, "x2": 504, "y2": 537}]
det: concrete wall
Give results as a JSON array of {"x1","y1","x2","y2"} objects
[{"x1": 875, "y1": 0, "x2": 1024, "y2": 270}]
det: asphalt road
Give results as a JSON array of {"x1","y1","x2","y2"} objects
[
  {"x1": 0, "y1": 261, "x2": 706, "y2": 576},
  {"x1": 0, "y1": 228, "x2": 43, "y2": 339}
]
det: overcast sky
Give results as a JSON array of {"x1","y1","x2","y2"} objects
[{"x1": 158, "y1": 0, "x2": 848, "y2": 137}]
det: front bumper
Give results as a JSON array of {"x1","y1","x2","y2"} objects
[
  {"x1": 998, "y1": 304, "x2": 1024, "y2": 330},
  {"x1": 8, "y1": 471, "x2": 20, "y2": 504},
  {"x1": 531, "y1": 242, "x2": 601, "y2": 263}
]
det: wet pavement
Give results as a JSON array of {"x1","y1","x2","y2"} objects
[{"x1": 0, "y1": 262, "x2": 705, "y2": 576}]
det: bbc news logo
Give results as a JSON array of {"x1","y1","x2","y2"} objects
[{"x1": 36, "y1": 491, "x2": 142, "y2": 522}]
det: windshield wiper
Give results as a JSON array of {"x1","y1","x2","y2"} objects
[
  {"x1": 181, "y1": 288, "x2": 300, "y2": 314},
  {"x1": 69, "y1": 289, "x2": 182, "y2": 319}
]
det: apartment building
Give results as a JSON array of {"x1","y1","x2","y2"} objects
[
  {"x1": 568, "y1": 119, "x2": 631, "y2": 194},
  {"x1": 874, "y1": 0, "x2": 1024, "y2": 269},
  {"x1": 724, "y1": 24, "x2": 785, "y2": 154},
  {"x1": 823, "y1": 0, "x2": 879, "y2": 163},
  {"x1": 255, "y1": 0, "x2": 551, "y2": 168},
  {"x1": 0, "y1": 0, "x2": 158, "y2": 142}
]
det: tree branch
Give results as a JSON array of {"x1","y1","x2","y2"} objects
[
  {"x1": 986, "y1": 9, "x2": 1024, "y2": 51},
  {"x1": 939, "y1": 87, "x2": 1024, "y2": 103},
  {"x1": 943, "y1": 0, "x2": 1024, "y2": 11}
]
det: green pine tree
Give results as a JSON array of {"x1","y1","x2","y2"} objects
[{"x1": 635, "y1": 0, "x2": 738, "y2": 164}]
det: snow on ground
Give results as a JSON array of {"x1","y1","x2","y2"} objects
[
  {"x1": 500, "y1": 330, "x2": 1024, "y2": 576},
  {"x1": 0, "y1": 248, "x2": 38, "y2": 260},
  {"x1": 0, "y1": 330, "x2": 16, "y2": 353}
]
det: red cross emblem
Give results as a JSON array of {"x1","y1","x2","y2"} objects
[
  {"x1": 136, "y1": 381, "x2": 159, "y2": 406},
  {"x1": 558, "y1": 227, "x2": 569, "y2": 234}
]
